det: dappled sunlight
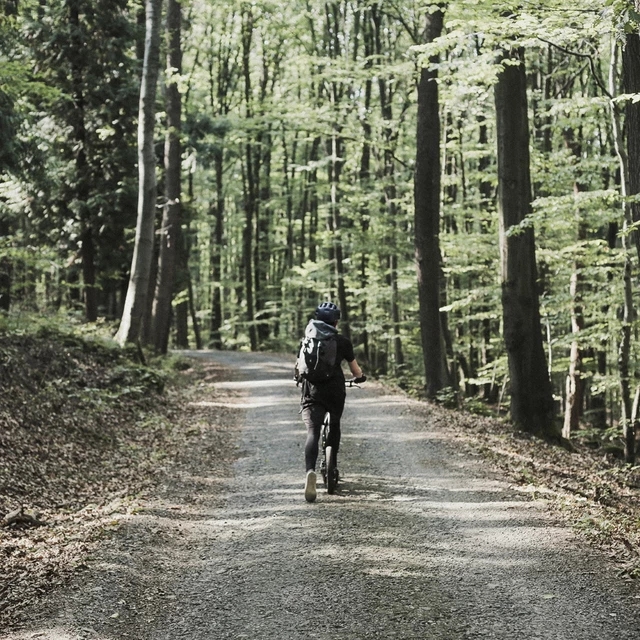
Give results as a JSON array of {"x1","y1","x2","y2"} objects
[
  {"x1": 348, "y1": 396, "x2": 417, "y2": 408},
  {"x1": 212, "y1": 378, "x2": 293, "y2": 389},
  {"x1": 345, "y1": 429, "x2": 434, "y2": 443},
  {"x1": 10, "y1": 628, "x2": 109, "y2": 640},
  {"x1": 15, "y1": 352, "x2": 638, "y2": 640},
  {"x1": 189, "y1": 399, "x2": 285, "y2": 409}
]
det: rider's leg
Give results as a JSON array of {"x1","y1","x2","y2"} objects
[
  {"x1": 302, "y1": 404, "x2": 325, "y2": 472},
  {"x1": 327, "y1": 415, "x2": 341, "y2": 452},
  {"x1": 327, "y1": 397, "x2": 344, "y2": 468}
]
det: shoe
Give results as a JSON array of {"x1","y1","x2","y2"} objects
[{"x1": 304, "y1": 470, "x2": 317, "y2": 503}]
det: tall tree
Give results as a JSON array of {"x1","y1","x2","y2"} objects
[
  {"x1": 623, "y1": 1, "x2": 640, "y2": 265},
  {"x1": 151, "y1": 0, "x2": 182, "y2": 353},
  {"x1": 610, "y1": 40, "x2": 637, "y2": 464},
  {"x1": 562, "y1": 128, "x2": 587, "y2": 439},
  {"x1": 494, "y1": 46, "x2": 555, "y2": 437},
  {"x1": 414, "y1": 4, "x2": 448, "y2": 398},
  {"x1": 68, "y1": 0, "x2": 96, "y2": 322},
  {"x1": 241, "y1": 4, "x2": 258, "y2": 351},
  {"x1": 116, "y1": 0, "x2": 163, "y2": 346}
]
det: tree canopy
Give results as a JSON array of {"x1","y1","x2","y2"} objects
[{"x1": 1, "y1": 0, "x2": 639, "y2": 458}]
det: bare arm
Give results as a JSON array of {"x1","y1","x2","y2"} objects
[{"x1": 348, "y1": 358, "x2": 363, "y2": 379}]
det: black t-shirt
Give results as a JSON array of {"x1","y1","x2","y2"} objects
[{"x1": 300, "y1": 334, "x2": 355, "y2": 415}]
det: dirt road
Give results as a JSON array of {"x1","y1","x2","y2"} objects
[{"x1": 4, "y1": 352, "x2": 639, "y2": 639}]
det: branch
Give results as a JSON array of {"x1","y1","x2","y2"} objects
[
  {"x1": 379, "y1": 6, "x2": 420, "y2": 45},
  {"x1": 537, "y1": 37, "x2": 612, "y2": 100}
]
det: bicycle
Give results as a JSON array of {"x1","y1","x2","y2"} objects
[{"x1": 319, "y1": 378, "x2": 363, "y2": 494}]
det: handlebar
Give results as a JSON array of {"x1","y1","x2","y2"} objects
[{"x1": 295, "y1": 375, "x2": 367, "y2": 387}]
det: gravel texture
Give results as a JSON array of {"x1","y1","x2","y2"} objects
[{"x1": 3, "y1": 351, "x2": 639, "y2": 639}]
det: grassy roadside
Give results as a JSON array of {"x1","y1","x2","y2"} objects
[{"x1": 0, "y1": 326, "x2": 232, "y2": 626}]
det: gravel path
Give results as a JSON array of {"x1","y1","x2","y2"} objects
[{"x1": 4, "y1": 351, "x2": 639, "y2": 639}]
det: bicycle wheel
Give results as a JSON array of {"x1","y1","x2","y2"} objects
[
  {"x1": 320, "y1": 413, "x2": 330, "y2": 485},
  {"x1": 326, "y1": 445, "x2": 337, "y2": 494}
]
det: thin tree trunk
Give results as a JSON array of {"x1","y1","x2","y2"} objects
[
  {"x1": 69, "y1": 1, "x2": 97, "y2": 322},
  {"x1": 562, "y1": 128, "x2": 586, "y2": 439},
  {"x1": 359, "y1": 12, "x2": 373, "y2": 364},
  {"x1": 308, "y1": 137, "x2": 320, "y2": 265},
  {"x1": 373, "y1": 3, "x2": 403, "y2": 370},
  {"x1": 175, "y1": 301, "x2": 189, "y2": 348},
  {"x1": 115, "y1": 0, "x2": 163, "y2": 346},
  {"x1": 187, "y1": 267, "x2": 202, "y2": 350},
  {"x1": 328, "y1": 131, "x2": 351, "y2": 341},
  {"x1": 414, "y1": 5, "x2": 447, "y2": 398},
  {"x1": 610, "y1": 41, "x2": 637, "y2": 464},
  {"x1": 210, "y1": 152, "x2": 224, "y2": 349},
  {"x1": 255, "y1": 127, "x2": 271, "y2": 343},
  {"x1": 0, "y1": 217, "x2": 11, "y2": 311},
  {"x1": 495, "y1": 47, "x2": 555, "y2": 437},
  {"x1": 241, "y1": 7, "x2": 258, "y2": 351},
  {"x1": 207, "y1": 24, "x2": 234, "y2": 351},
  {"x1": 478, "y1": 119, "x2": 493, "y2": 208},
  {"x1": 174, "y1": 224, "x2": 189, "y2": 349},
  {"x1": 623, "y1": 2, "x2": 640, "y2": 264},
  {"x1": 151, "y1": 0, "x2": 182, "y2": 354},
  {"x1": 283, "y1": 125, "x2": 295, "y2": 271}
]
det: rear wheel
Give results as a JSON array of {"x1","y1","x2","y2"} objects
[
  {"x1": 326, "y1": 445, "x2": 337, "y2": 494},
  {"x1": 320, "y1": 415, "x2": 330, "y2": 485}
]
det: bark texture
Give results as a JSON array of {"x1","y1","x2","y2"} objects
[
  {"x1": 494, "y1": 48, "x2": 555, "y2": 437},
  {"x1": 414, "y1": 6, "x2": 447, "y2": 398},
  {"x1": 69, "y1": 1, "x2": 97, "y2": 322},
  {"x1": 115, "y1": 0, "x2": 163, "y2": 346},
  {"x1": 562, "y1": 129, "x2": 586, "y2": 439},
  {"x1": 623, "y1": 5, "x2": 640, "y2": 264},
  {"x1": 151, "y1": 0, "x2": 182, "y2": 354},
  {"x1": 612, "y1": 41, "x2": 637, "y2": 464}
]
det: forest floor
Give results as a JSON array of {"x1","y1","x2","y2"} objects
[
  {"x1": 1, "y1": 348, "x2": 639, "y2": 639},
  {"x1": 0, "y1": 329, "x2": 237, "y2": 627}
]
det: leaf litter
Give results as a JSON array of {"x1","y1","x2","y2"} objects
[
  {"x1": 0, "y1": 330, "x2": 236, "y2": 628},
  {"x1": 419, "y1": 401, "x2": 640, "y2": 579}
]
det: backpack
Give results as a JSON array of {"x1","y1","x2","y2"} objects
[{"x1": 295, "y1": 320, "x2": 338, "y2": 383}]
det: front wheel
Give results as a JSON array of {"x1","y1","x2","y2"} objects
[{"x1": 326, "y1": 445, "x2": 337, "y2": 494}]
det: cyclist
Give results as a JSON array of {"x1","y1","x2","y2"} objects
[{"x1": 298, "y1": 302, "x2": 365, "y2": 502}]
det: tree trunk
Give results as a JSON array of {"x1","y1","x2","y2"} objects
[
  {"x1": 241, "y1": 7, "x2": 258, "y2": 351},
  {"x1": 210, "y1": 151, "x2": 224, "y2": 349},
  {"x1": 611, "y1": 41, "x2": 637, "y2": 464},
  {"x1": 414, "y1": 6, "x2": 447, "y2": 398},
  {"x1": 255, "y1": 127, "x2": 271, "y2": 343},
  {"x1": 115, "y1": 0, "x2": 162, "y2": 346},
  {"x1": 623, "y1": 4, "x2": 640, "y2": 264},
  {"x1": 187, "y1": 266, "x2": 202, "y2": 350},
  {"x1": 175, "y1": 300, "x2": 189, "y2": 348},
  {"x1": 151, "y1": 0, "x2": 182, "y2": 354},
  {"x1": 308, "y1": 137, "x2": 320, "y2": 265},
  {"x1": 80, "y1": 224, "x2": 97, "y2": 321},
  {"x1": 328, "y1": 131, "x2": 351, "y2": 341},
  {"x1": 0, "y1": 216, "x2": 11, "y2": 311},
  {"x1": 373, "y1": 3, "x2": 403, "y2": 371},
  {"x1": 359, "y1": 13, "x2": 373, "y2": 365},
  {"x1": 494, "y1": 47, "x2": 555, "y2": 437},
  {"x1": 69, "y1": 1, "x2": 97, "y2": 322},
  {"x1": 562, "y1": 128, "x2": 586, "y2": 439}
]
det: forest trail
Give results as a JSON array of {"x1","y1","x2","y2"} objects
[{"x1": 4, "y1": 351, "x2": 639, "y2": 640}]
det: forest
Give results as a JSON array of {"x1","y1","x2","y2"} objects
[{"x1": 1, "y1": 0, "x2": 640, "y2": 462}]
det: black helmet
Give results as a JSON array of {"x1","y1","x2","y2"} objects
[{"x1": 315, "y1": 301, "x2": 341, "y2": 324}]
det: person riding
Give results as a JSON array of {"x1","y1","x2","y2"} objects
[{"x1": 296, "y1": 302, "x2": 365, "y2": 503}]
